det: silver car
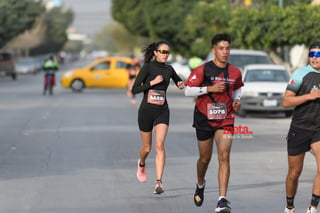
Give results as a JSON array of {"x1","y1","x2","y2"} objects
[
  {"x1": 16, "y1": 57, "x2": 38, "y2": 74},
  {"x1": 239, "y1": 64, "x2": 294, "y2": 117}
]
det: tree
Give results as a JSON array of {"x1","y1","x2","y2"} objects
[
  {"x1": 30, "y1": 6, "x2": 74, "y2": 55},
  {"x1": 112, "y1": 0, "x2": 148, "y2": 37},
  {"x1": 112, "y1": 0, "x2": 317, "y2": 64},
  {"x1": 5, "y1": 17, "x2": 46, "y2": 56},
  {"x1": 184, "y1": 0, "x2": 232, "y2": 58},
  {"x1": 90, "y1": 21, "x2": 148, "y2": 56},
  {"x1": 229, "y1": 3, "x2": 320, "y2": 65},
  {"x1": 184, "y1": 0, "x2": 313, "y2": 59},
  {"x1": 0, "y1": 0, "x2": 44, "y2": 48},
  {"x1": 112, "y1": 0, "x2": 199, "y2": 57}
]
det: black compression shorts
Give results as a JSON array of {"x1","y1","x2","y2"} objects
[
  {"x1": 138, "y1": 107, "x2": 170, "y2": 132},
  {"x1": 287, "y1": 125, "x2": 320, "y2": 156}
]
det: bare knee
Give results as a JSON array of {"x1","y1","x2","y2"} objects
[
  {"x1": 287, "y1": 168, "x2": 302, "y2": 181},
  {"x1": 286, "y1": 153, "x2": 305, "y2": 182},
  {"x1": 218, "y1": 151, "x2": 230, "y2": 164},
  {"x1": 155, "y1": 143, "x2": 165, "y2": 153},
  {"x1": 199, "y1": 156, "x2": 211, "y2": 165},
  {"x1": 141, "y1": 144, "x2": 152, "y2": 153}
]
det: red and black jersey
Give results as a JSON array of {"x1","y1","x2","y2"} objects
[{"x1": 185, "y1": 61, "x2": 243, "y2": 130}]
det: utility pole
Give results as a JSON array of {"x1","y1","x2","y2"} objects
[{"x1": 279, "y1": 0, "x2": 284, "y2": 8}]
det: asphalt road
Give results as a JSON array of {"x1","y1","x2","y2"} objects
[{"x1": 0, "y1": 60, "x2": 316, "y2": 213}]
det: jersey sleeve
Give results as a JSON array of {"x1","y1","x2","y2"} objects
[
  {"x1": 234, "y1": 71, "x2": 244, "y2": 90},
  {"x1": 131, "y1": 63, "x2": 151, "y2": 94},
  {"x1": 185, "y1": 65, "x2": 204, "y2": 87},
  {"x1": 226, "y1": 64, "x2": 243, "y2": 90},
  {"x1": 286, "y1": 68, "x2": 307, "y2": 93},
  {"x1": 168, "y1": 65, "x2": 182, "y2": 84}
]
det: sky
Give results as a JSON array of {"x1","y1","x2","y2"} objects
[{"x1": 60, "y1": 0, "x2": 112, "y2": 37}]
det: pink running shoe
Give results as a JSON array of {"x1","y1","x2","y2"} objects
[{"x1": 136, "y1": 159, "x2": 147, "y2": 182}]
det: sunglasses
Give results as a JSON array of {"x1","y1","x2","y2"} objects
[
  {"x1": 309, "y1": 51, "x2": 320, "y2": 58},
  {"x1": 156, "y1": 49, "x2": 170, "y2": 54}
]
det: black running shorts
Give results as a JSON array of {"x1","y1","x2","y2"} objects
[
  {"x1": 196, "y1": 125, "x2": 233, "y2": 141},
  {"x1": 287, "y1": 125, "x2": 320, "y2": 156},
  {"x1": 138, "y1": 107, "x2": 170, "y2": 132}
]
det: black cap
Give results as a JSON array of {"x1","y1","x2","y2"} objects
[{"x1": 309, "y1": 41, "x2": 320, "y2": 50}]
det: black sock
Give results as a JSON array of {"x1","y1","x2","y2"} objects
[
  {"x1": 286, "y1": 196, "x2": 294, "y2": 208},
  {"x1": 311, "y1": 194, "x2": 320, "y2": 207},
  {"x1": 139, "y1": 163, "x2": 145, "y2": 167}
]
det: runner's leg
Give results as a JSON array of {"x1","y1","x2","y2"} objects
[
  {"x1": 286, "y1": 153, "x2": 305, "y2": 198},
  {"x1": 139, "y1": 131, "x2": 152, "y2": 165},
  {"x1": 154, "y1": 123, "x2": 168, "y2": 181},
  {"x1": 214, "y1": 129, "x2": 232, "y2": 196},
  {"x1": 197, "y1": 137, "x2": 214, "y2": 186}
]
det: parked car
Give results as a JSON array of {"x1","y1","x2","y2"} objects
[
  {"x1": 61, "y1": 56, "x2": 136, "y2": 92},
  {"x1": 15, "y1": 57, "x2": 38, "y2": 74},
  {"x1": 0, "y1": 50, "x2": 16, "y2": 80},
  {"x1": 238, "y1": 64, "x2": 294, "y2": 117},
  {"x1": 206, "y1": 49, "x2": 273, "y2": 71}
]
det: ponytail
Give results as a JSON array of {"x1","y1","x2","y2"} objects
[{"x1": 142, "y1": 42, "x2": 156, "y2": 63}]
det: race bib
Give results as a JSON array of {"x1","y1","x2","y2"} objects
[
  {"x1": 129, "y1": 69, "x2": 136, "y2": 76},
  {"x1": 207, "y1": 103, "x2": 227, "y2": 120},
  {"x1": 147, "y1": 89, "x2": 165, "y2": 105}
]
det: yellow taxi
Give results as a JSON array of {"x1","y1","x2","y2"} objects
[{"x1": 61, "y1": 56, "x2": 138, "y2": 92}]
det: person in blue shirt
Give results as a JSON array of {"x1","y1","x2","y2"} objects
[{"x1": 283, "y1": 41, "x2": 320, "y2": 213}]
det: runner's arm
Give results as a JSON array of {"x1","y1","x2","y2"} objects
[
  {"x1": 233, "y1": 88, "x2": 241, "y2": 100},
  {"x1": 184, "y1": 86, "x2": 207, "y2": 97},
  {"x1": 282, "y1": 89, "x2": 320, "y2": 107},
  {"x1": 184, "y1": 84, "x2": 240, "y2": 97}
]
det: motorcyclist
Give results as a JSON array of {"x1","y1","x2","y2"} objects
[{"x1": 42, "y1": 55, "x2": 59, "y2": 95}]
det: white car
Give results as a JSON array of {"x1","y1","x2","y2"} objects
[{"x1": 239, "y1": 64, "x2": 294, "y2": 117}]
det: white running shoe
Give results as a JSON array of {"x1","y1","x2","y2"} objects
[
  {"x1": 215, "y1": 197, "x2": 231, "y2": 213},
  {"x1": 306, "y1": 206, "x2": 318, "y2": 213}
]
